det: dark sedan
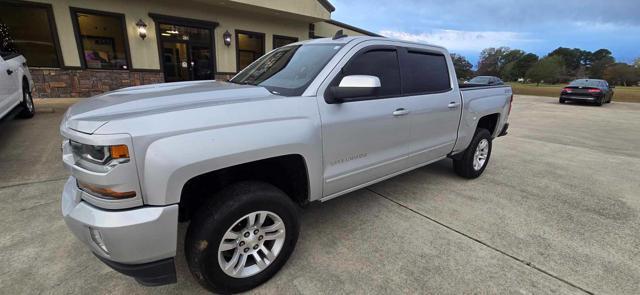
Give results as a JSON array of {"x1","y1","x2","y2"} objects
[
  {"x1": 560, "y1": 79, "x2": 613, "y2": 106},
  {"x1": 464, "y1": 76, "x2": 504, "y2": 86}
]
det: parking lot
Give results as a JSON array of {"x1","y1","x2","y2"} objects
[{"x1": 1, "y1": 95, "x2": 639, "y2": 294}]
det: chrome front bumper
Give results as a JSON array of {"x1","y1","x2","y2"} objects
[{"x1": 61, "y1": 177, "x2": 179, "y2": 264}]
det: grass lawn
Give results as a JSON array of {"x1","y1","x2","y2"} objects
[{"x1": 508, "y1": 82, "x2": 640, "y2": 103}]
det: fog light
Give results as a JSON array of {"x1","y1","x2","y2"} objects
[{"x1": 89, "y1": 228, "x2": 109, "y2": 254}]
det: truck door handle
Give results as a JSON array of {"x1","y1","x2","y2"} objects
[
  {"x1": 447, "y1": 102, "x2": 460, "y2": 108},
  {"x1": 6, "y1": 69, "x2": 13, "y2": 75},
  {"x1": 392, "y1": 108, "x2": 410, "y2": 116}
]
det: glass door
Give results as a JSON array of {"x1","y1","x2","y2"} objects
[
  {"x1": 162, "y1": 41, "x2": 189, "y2": 82},
  {"x1": 158, "y1": 23, "x2": 214, "y2": 82},
  {"x1": 191, "y1": 45, "x2": 213, "y2": 80}
]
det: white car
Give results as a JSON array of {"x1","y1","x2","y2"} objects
[{"x1": 0, "y1": 51, "x2": 35, "y2": 121}]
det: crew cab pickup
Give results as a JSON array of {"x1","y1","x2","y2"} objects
[{"x1": 60, "y1": 36, "x2": 511, "y2": 293}]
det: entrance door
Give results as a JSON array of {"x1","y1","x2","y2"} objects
[
  {"x1": 157, "y1": 22, "x2": 215, "y2": 82},
  {"x1": 191, "y1": 45, "x2": 213, "y2": 80},
  {"x1": 162, "y1": 41, "x2": 189, "y2": 82}
]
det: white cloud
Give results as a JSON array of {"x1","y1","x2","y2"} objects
[{"x1": 379, "y1": 29, "x2": 535, "y2": 51}]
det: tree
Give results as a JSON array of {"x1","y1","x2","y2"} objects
[
  {"x1": 500, "y1": 61, "x2": 518, "y2": 81},
  {"x1": 549, "y1": 47, "x2": 580, "y2": 74},
  {"x1": 477, "y1": 47, "x2": 528, "y2": 80},
  {"x1": 634, "y1": 57, "x2": 640, "y2": 68},
  {"x1": 476, "y1": 47, "x2": 509, "y2": 76},
  {"x1": 450, "y1": 53, "x2": 474, "y2": 80},
  {"x1": 512, "y1": 53, "x2": 539, "y2": 81},
  {"x1": 603, "y1": 63, "x2": 640, "y2": 86},
  {"x1": 498, "y1": 49, "x2": 526, "y2": 81},
  {"x1": 501, "y1": 49, "x2": 525, "y2": 67},
  {"x1": 525, "y1": 56, "x2": 564, "y2": 85},
  {"x1": 592, "y1": 49, "x2": 613, "y2": 61},
  {"x1": 589, "y1": 49, "x2": 615, "y2": 78}
]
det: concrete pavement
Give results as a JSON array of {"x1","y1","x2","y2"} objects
[{"x1": 0, "y1": 95, "x2": 638, "y2": 294}]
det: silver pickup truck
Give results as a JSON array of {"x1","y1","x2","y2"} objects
[{"x1": 60, "y1": 36, "x2": 511, "y2": 293}]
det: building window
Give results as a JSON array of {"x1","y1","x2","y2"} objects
[
  {"x1": 71, "y1": 8, "x2": 130, "y2": 70},
  {"x1": 0, "y1": 1, "x2": 61, "y2": 67},
  {"x1": 236, "y1": 30, "x2": 264, "y2": 71},
  {"x1": 273, "y1": 35, "x2": 298, "y2": 49}
]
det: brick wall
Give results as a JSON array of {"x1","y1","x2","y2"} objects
[{"x1": 30, "y1": 68, "x2": 164, "y2": 98}]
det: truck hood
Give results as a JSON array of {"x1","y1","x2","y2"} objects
[{"x1": 62, "y1": 80, "x2": 275, "y2": 134}]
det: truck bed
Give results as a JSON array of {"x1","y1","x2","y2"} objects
[{"x1": 450, "y1": 84, "x2": 512, "y2": 155}]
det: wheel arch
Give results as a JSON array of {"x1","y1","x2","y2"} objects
[
  {"x1": 476, "y1": 113, "x2": 501, "y2": 136},
  {"x1": 177, "y1": 153, "x2": 311, "y2": 221}
]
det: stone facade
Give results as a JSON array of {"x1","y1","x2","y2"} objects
[{"x1": 29, "y1": 68, "x2": 164, "y2": 98}]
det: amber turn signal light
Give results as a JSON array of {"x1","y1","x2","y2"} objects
[
  {"x1": 78, "y1": 181, "x2": 136, "y2": 199},
  {"x1": 109, "y1": 145, "x2": 130, "y2": 159}
]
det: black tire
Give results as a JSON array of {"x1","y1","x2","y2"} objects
[
  {"x1": 185, "y1": 181, "x2": 300, "y2": 293},
  {"x1": 594, "y1": 97, "x2": 603, "y2": 106},
  {"x1": 559, "y1": 98, "x2": 565, "y2": 104},
  {"x1": 18, "y1": 81, "x2": 35, "y2": 118},
  {"x1": 453, "y1": 128, "x2": 492, "y2": 179}
]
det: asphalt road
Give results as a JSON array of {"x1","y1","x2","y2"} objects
[{"x1": 1, "y1": 95, "x2": 639, "y2": 294}]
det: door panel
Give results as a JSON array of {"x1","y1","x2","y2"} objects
[
  {"x1": 404, "y1": 90, "x2": 461, "y2": 165},
  {"x1": 319, "y1": 98, "x2": 411, "y2": 197},
  {"x1": 399, "y1": 49, "x2": 461, "y2": 166},
  {"x1": 317, "y1": 44, "x2": 411, "y2": 198}
]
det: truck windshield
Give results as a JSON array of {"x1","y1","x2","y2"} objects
[{"x1": 230, "y1": 44, "x2": 343, "y2": 96}]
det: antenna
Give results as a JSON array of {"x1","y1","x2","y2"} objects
[{"x1": 333, "y1": 29, "x2": 348, "y2": 40}]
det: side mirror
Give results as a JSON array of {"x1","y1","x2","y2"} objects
[{"x1": 326, "y1": 75, "x2": 381, "y2": 103}]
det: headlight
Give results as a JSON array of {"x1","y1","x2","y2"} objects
[{"x1": 69, "y1": 141, "x2": 130, "y2": 171}]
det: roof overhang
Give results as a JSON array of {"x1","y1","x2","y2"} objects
[{"x1": 191, "y1": 0, "x2": 333, "y2": 21}]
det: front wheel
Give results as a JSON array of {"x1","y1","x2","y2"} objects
[
  {"x1": 185, "y1": 181, "x2": 300, "y2": 293},
  {"x1": 453, "y1": 128, "x2": 492, "y2": 179}
]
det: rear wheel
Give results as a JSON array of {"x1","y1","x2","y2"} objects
[
  {"x1": 559, "y1": 98, "x2": 565, "y2": 104},
  {"x1": 453, "y1": 128, "x2": 492, "y2": 179},
  {"x1": 18, "y1": 82, "x2": 35, "y2": 118},
  {"x1": 594, "y1": 96, "x2": 603, "y2": 106},
  {"x1": 185, "y1": 181, "x2": 300, "y2": 293}
]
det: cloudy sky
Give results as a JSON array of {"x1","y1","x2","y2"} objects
[{"x1": 330, "y1": 0, "x2": 639, "y2": 66}]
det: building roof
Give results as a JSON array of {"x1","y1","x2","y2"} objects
[
  {"x1": 325, "y1": 19, "x2": 382, "y2": 37},
  {"x1": 317, "y1": 0, "x2": 336, "y2": 12}
]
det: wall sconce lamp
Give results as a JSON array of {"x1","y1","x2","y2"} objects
[
  {"x1": 136, "y1": 19, "x2": 148, "y2": 40},
  {"x1": 223, "y1": 30, "x2": 232, "y2": 46}
]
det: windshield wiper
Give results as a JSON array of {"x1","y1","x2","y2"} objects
[{"x1": 228, "y1": 80, "x2": 254, "y2": 86}]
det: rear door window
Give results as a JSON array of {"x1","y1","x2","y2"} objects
[
  {"x1": 401, "y1": 50, "x2": 451, "y2": 94},
  {"x1": 341, "y1": 48, "x2": 401, "y2": 97}
]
